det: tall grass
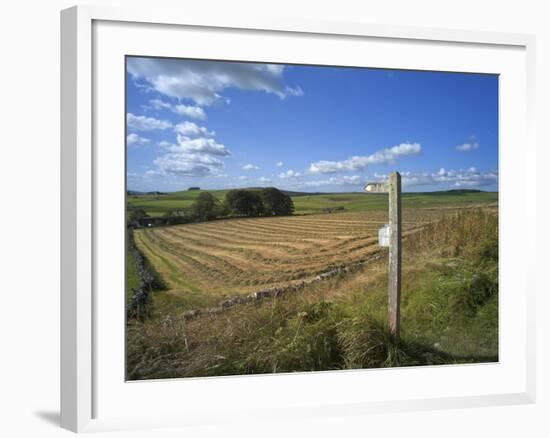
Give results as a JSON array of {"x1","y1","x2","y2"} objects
[
  {"x1": 127, "y1": 209, "x2": 498, "y2": 380},
  {"x1": 126, "y1": 230, "x2": 168, "y2": 320}
]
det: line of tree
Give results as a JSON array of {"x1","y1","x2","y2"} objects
[
  {"x1": 192, "y1": 187, "x2": 295, "y2": 219},
  {"x1": 192, "y1": 191, "x2": 226, "y2": 221},
  {"x1": 128, "y1": 187, "x2": 295, "y2": 228},
  {"x1": 224, "y1": 188, "x2": 294, "y2": 217}
]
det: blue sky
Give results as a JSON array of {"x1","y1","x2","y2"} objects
[{"x1": 126, "y1": 56, "x2": 498, "y2": 193}]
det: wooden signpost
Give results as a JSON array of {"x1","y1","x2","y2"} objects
[{"x1": 365, "y1": 172, "x2": 402, "y2": 340}]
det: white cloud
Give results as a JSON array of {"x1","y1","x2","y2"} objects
[
  {"x1": 276, "y1": 161, "x2": 284, "y2": 167},
  {"x1": 166, "y1": 135, "x2": 231, "y2": 156},
  {"x1": 152, "y1": 120, "x2": 231, "y2": 177},
  {"x1": 127, "y1": 57, "x2": 303, "y2": 106},
  {"x1": 286, "y1": 86, "x2": 304, "y2": 97},
  {"x1": 242, "y1": 164, "x2": 260, "y2": 170},
  {"x1": 127, "y1": 113, "x2": 172, "y2": 131},
  {"x1": 144, "y1": 169, "x2": 163, "y2": 177},
  {"x1": 309, "y1": 142, "x2": 421, "y2": 174},
  {"x1": 153, "y1": 152, "x2": 224, "y2": 177},
  {"x1": 148, "y1": 99, "x2": 172, "y2": 110},
  {"x1": 174, "y1": 121, "x2": 214, "y2": 138},
  {"x1": 148, "y1": 99, "x2": 207, "y2": 120},
  {"x1": 258, "y1": 176, "x2": 272, "y2": 183},
  {"x1": 279, "y1": 169, "x2": 302, "y2": 179},
  {"x1": 304, "y1": 175, "x2": 363, "y2": 187},
  {"x1": 456, "y1": 142, "x2": 480, "y2": 151},
  {"x1": 342, "y1": 175, "x2": 362, "y2": 184},
  {"x1": 373, "y1": 168, "x2": 497, "y2": 189},
  {"x1": 173, "y1": 104, "x2": 207, "y2": 120},
  {"x1": 126, "y1": 133, "x2": 150, "y2": 146}
]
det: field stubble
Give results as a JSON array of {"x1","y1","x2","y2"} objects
[{"x1": 134, "y1": 209, "x2": 452, "y2": 311}]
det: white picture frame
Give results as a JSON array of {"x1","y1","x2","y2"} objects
[{"x1": 60, "y1": 4, "x2": 537, "y2": 433}]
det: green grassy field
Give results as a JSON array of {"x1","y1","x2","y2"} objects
[
  {"x1": 127, "y1": 188, "x2": 498, "y2": 216},
  {"x1": 127, "y1": 190, "x2": 230, "y2": 216},
  {"x1": 292, "y1": 190, "x2": 497, "y2": 213}
]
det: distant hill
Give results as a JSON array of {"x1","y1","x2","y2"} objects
[
  {"x1": 243, "y1": 187, "x2": 329, "y2": 197},
  {"x1": 129, "y1": 187, "x2": 493, "y2": 197},
  {"x1": 127, "y1": 186, "x2": 498, "y2": 217},
  {"x1": 446, "y1": 189, "x2": 483, "y2": 193},
  {"x1": 127, "y1": 190, "x2": 166, "y2": 196},
  {"x1": 168, "y1": 187, "x2": 328, "y2": 197},
  {"x1": 408, "y1": 189, "x2": 489, "y2": 196}
]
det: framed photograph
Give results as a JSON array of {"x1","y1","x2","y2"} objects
[{"x1": 61, "y1": 5, "x2": 536, "y2": 433}]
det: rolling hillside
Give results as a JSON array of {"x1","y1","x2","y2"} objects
[{"x1": 127, "y1": 188, "x2": 498, "y2": 216}]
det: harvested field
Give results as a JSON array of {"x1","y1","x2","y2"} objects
[{"x1": 133, "y1": 209, "x2": 470, "y2": 305}]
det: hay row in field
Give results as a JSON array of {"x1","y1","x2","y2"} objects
[
  {"x1": 133, "y1": 210, "x2": 444, "y2": 299},
  {"x1": 180, "y1": 250, "x2": 387, "y2": 321}
]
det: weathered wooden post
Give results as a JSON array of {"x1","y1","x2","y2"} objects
[{"x1": 365, "y1": 172, "x2": 402, "y2": 340}]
